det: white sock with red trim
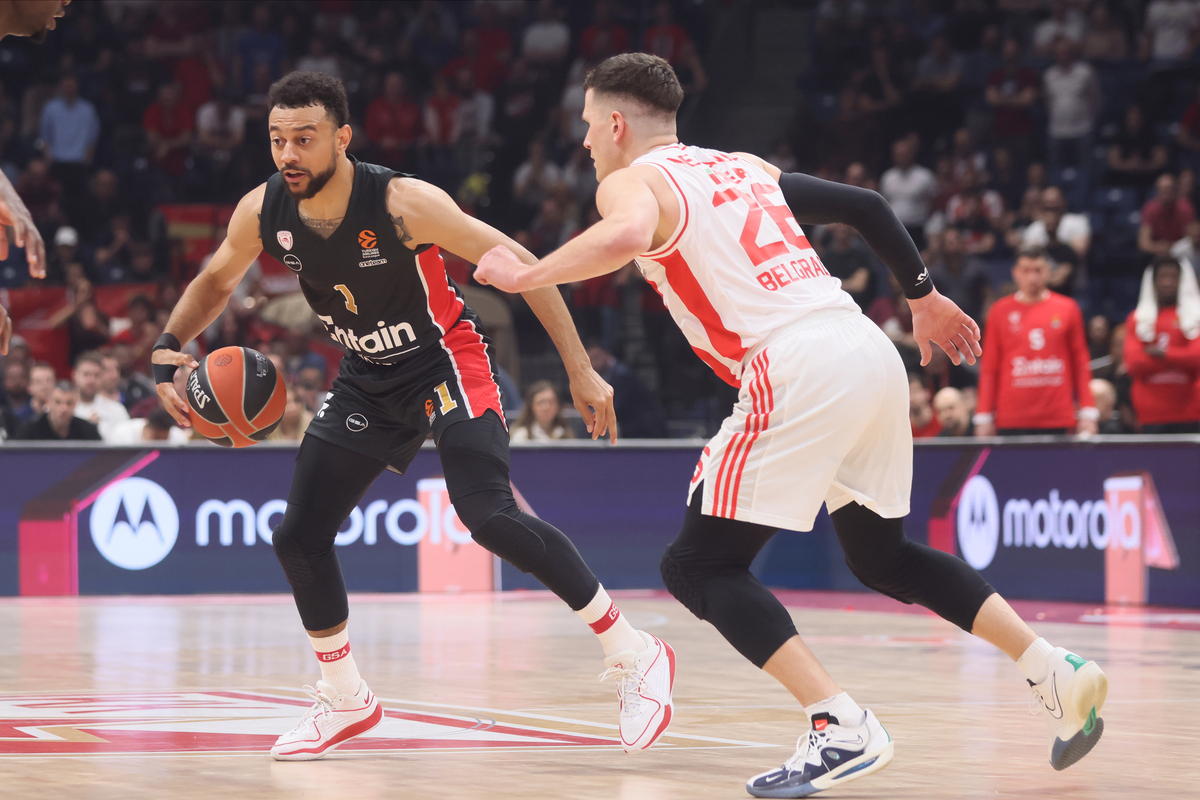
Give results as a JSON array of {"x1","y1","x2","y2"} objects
[
  {"x1": 576, "y1": 585, "x2": 645, "y2": 658},
  {"x1": 308, "y1": 628, "x2": 362, "y2": 698},
  {"x1": 804, "y1": 692, "x2": 866, "y2": 728}
]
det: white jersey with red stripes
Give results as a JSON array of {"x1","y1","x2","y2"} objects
[{"x1": 631, "y1": 143, "x2": 858, "y2": 385}]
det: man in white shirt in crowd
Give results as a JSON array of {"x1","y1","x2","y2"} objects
[
  {"x1": 72, "y1": 350, "x2": 129, "y2": 440},
  {"x1": 1043, "y1": 38, "x2": 1100, "y2": 208},
  {"x1": 880, "y1": 136, "x2": 938, "y2": 249}
]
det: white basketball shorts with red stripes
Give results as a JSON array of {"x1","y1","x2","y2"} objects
[{"x1": 688, "y1": 307, "x2": 913, "y2": 531}]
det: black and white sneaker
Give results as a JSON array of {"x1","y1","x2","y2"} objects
[{"x1": 746, "y1": 710, "x2": 894, "y2": 798}]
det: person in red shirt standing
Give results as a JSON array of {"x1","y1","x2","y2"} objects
[
  {"x1": 975, "y1": 248, "x2": 1098, "y2": 436},
  {"x1": 1139, "y1": 173, "x2": 1195, "y2": 258},
  {"x1": 1123, "y1": 257, "x2": 1200, "y2": 433},
  {"x1": 365, "y1": 72, "x2": 422, "y2": 172},
  {"x1": 579, "y1": 1, "x2": 630, "y2": 61}
]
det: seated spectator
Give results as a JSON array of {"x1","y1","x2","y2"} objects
[
  {"x1": 106, "y1": 407, "x2": 189, "y2": 445},
  {"x1": 143, "y1": 83, "x2": 194, "y2": 180},
  {"x1": 1033, "y1": 0, "x2": 1086, "y2": 57},
  {"x1": 194, "y1": 91, "x2": 246, "y2": 201},
  {"x1": 422, "y1": 73, "x2": 462, "y2": 186},
  {"x1": 929, "y1": 228, "x2": 991, "y2": 323},
  {"x1": 1140, "y1": 173, "x2": 1195, "y2": 258},
  {"x1": 235, "y1": 4, "x2": 286, "y2": 92},
  {"x1": 27, "y1": 362, "x2": 56, "y2": 416},
  {"x1": 109, "y1": 341, "x2": 156, "y2": 413},
  {"x1": 587, "y1": 342, "x2": 666, "y2": 438},
  {"x1": 1142, "y1": 0, "x2": 1199, "y2": 65},
  {"x1": 295, "y1": 37, "x2": 341, "y2": 79},
  {"x1": 1123, "y1": 257, "x2": 1200, "y2": 433},
  {"x1": 933, "y1": 386, "x2": 972, "y2": 436},
  {"x1": 441, "y1": 29, "x2": 508, "y2": 94},
  {"x1": 909, "y1": 372, "x2": 941, "y2": 437},
  {"x1": 1107, "y1": 105, "x2": 1168, "y2": 194},
  {"x1": 75, "y1": 169, "x2": 126, "y2": 247},
  {"x1": 522, "y1": 0, "x2": 570, "y2": 70},
  {"x1": 282, "y1": 327, "x2": 326, "y2": 386},
  {"x1": 366, "y1": 72, "x2": 422, "y2": 171},
  {"x1": 823, "y1": 88, "x2": 881, "y2": 178},
  {"x1": 72, "y1": 350, "x2": 130, "y2": 439},
  {"x1": 1081, "y1": 3, "x2": 1128, "y2": 61},
  {"x1": 948, "y1": 189, "x2": 999, "y2": 257},
  {"x1": 1088, "y1": 314, "x2": 1112, "y2": 362},
  {"x1": 644, "y1": 1, "x2": 707, "y2": 94},
  {"x1": 111, "y1": 295, "x2": 158, "y2": 361},
  {"x1": 268, "y1": 388, "x2": 314, "y2": 441},
  {"x1": 579, "y1": 0, "x2": 629, "y2": 61},
  {"x1": 292, "y1": 365, "x2": 328, "y2": 415},
  {"x1": 988, "y1": 147, "x2": 1024, "y2": 213},
  {"x1": 819, "y1": 223, "x2": 877, "y2": 311},
  {"x1": 510, "y1": 380, "x2": 573, "y2": 442},
  {"x1": 975, "y1": 248, "x2": 1097, "y2": 437},
  {"x1": 857, "y1": 45, "x2": 905, "y2": 149},
  {"x1": 1089, "y1": 378, "x2": 1130, "y2": 434},
  {"x1": 99, "y1": 352, "x2": 122, "y2": 405},
  {"x1": 527, "y1": 196, "x2": 575, "y2": 258},
  {"x1": 15, "y1": 158, "x2": 63, "y2": 240},
  {"x1": 949, "y1": 128, "x2": 987, "y2": 183},
  {"x1": 51, "y1": 225, "x2": 81, "y2": 279},
  {"x1": 986, "y1": 39, "x2": 1040, "y2": 167},
  {"x1": 2, "y1": 359, "x2": 34, "y2": 425},
  {"x1": 513, "y1": 140, "x2": 563, "y2": 222},
  {"x1": 15, "y1": 381, "x2": 102, "y2": 441},
  {"x1": 909, "y1": 34, "x2": 964, "y2": 145},
  {"x1": 1022, "y1": 186, "x2": 1090, "y2": 295},
  {"x1": 880, "y1": 136, "x2": 937, "y2": 249}
]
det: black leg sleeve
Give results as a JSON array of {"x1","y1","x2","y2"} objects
[
  {"x1": 660, "y1": 483, "x2": 796, "y2": 668},
  {"x1": 272, "y1": 434, "x2": 386, "y2": 631},
  {"x1": 437, "y1": 412, "x2": 600, "y2": 610},
  {"x1": 831, "y1": 501, "x2": 995, "y2": 632}
]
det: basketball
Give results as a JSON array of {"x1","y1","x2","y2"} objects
[{"x1": 186, "y1": 346, "x2": 287, "y2": 448}]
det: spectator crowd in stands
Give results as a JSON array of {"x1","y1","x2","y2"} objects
[{"x1": 2, "y1": 0, "x2": 1200, "y2": 442}]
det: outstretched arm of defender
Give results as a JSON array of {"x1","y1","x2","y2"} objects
[
  {"x1": 393, "y1": 179, "x2": 619, "y2": 441},
  {"x1": 735, "y1": 151, "x2": 982, "y2": 366},
  {"x1": 475, "y1": 168, "x2": 659, "y2": 292},
  {"x1": 154, "y1": 184, "x2": 266, "y2": 426}
]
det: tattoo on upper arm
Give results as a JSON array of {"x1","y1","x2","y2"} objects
[
  {"x1": 390, "y1": 213, "x2": 414, "y2": 246},
  {"x1": 255, "y1": 213, "x2": 262, "y2": 240}
]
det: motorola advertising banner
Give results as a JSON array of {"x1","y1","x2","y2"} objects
[{"x1": 0, "y1": 441, "x2": 1196, "y2": 607}]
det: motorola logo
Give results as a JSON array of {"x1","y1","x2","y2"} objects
[
  {"x1": 957, "y1": 474, "x2": 1000, "y2": 570},
  {"x1": 89, "y1": 477, "x2": 180, "y2": 570}
]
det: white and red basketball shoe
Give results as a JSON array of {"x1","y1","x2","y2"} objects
[
  {"x1": 271, "y1": 679, "x2": 383, "y2": 761},
  {"x1": 600, "y1": 631, "x2": 675, "y2": 752}
]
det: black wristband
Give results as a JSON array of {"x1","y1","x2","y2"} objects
[{"x1": 152, "y1": 333, "x2": 183, "y2": 385}]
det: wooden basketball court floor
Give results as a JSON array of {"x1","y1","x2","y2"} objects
[{"x1": 2, "y1": 589, "x2": 1196, "y2": 800}]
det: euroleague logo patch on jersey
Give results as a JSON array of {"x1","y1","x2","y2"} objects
[
  {"x1": 358, "y1": 230, "x2": 376, "y2": 248},
  {"x1": 346, "y1": 413, "x2": 368, "y2": 432},
  {"x1": 277, "y1": 230, "x2": 293, "y2": 250},
  {"x1": 358, "y1": 228, "x2": 387, "y2": 267},
  {"x1": 283, "y1": 254, "x2": 303, "y2": 272}
]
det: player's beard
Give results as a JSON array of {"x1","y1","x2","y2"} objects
[{"x1": 283, "y1": 154, "x2": 338, "y2": 200}]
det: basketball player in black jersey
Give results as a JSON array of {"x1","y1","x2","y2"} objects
[{"x1": 151, "y1": 72, "x2": 675, "y2": 759}]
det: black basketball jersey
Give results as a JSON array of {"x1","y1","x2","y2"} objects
[{"x1": 259, "y1": 157, "x2": 468, "y2": 367}]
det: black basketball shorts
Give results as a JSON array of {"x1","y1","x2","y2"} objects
[{"x1": 303, "y1": 316, "x2": 507, "y2": 473}]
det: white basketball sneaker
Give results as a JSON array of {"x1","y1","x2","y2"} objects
[
  {"x1": 271, "y1": 679, "x2": 383, "y2": 761},
  {"x1": 600, "y1": 631, "x2": 675, "y2": 752},
  {"x1": 1029, "y1": 648, "x2": 1108, "y2": 770},
  {"x1": 746, "y1": 710, "x2": 894, "y2": 798}
]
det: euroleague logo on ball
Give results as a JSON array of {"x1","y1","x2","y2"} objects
[{"x1": 214, "y1": 354, "x2": 233, "y2": 367}]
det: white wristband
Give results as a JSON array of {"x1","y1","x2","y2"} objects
[{"x1": 972, "y1": 412, "x2": 994, "y2": 425}]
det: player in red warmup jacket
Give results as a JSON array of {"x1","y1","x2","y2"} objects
[
  {"x1": 1123, "y1": 257, "x2": 1200, "y2": 433},
  {"x1": 975, "y1": 248, "x2": 1097, "y2": 436}
]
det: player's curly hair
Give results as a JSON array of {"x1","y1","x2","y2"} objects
[
  {"x1": 267, "y1": 71, "x2": 351, "y2": 128},
  {"x1": 583, "y1": 53, "x2": 684, "y2": 117}
]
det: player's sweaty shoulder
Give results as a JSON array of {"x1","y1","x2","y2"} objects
[{"x1": 228, "y1": 182, "x2": 268, "y2": 248}]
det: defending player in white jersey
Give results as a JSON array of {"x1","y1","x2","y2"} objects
[{"x1": 476, "y1": 53, "x2": 1108, "y2": 798}]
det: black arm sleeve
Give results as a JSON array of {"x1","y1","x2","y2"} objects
[{"x1": 777, "y1": 171, "x2": 933, "y2": 299}]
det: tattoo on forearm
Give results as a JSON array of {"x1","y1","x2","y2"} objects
[
  {"x1": 390, "y1": 213, "x2": 414, "y2": 245},
  {"x1": 299, "y1": 211, "x2": 344, "y2": 239}
]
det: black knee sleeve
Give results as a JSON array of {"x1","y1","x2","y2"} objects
[
  {"x1": 659, "y1": 485, "x2": 797, "y2": 669},
  {"x1": 831, "y1": 502, "x2": 995, "y2": 632},
  {"x1": 272, "y1": 502, "x2": 350, "y2": 631},
  {"x1": 439, "y1": 415, "x2": 599, "y2": 611}
]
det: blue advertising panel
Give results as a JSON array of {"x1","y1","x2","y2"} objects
[{"x1": 0, "y1": 439, "x2": 1197, "y2": 606}]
